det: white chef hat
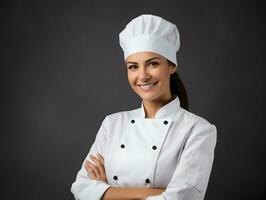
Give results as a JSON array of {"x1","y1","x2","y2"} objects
[{"x1": 119, "y1": 14, "x2": 180, "y2": 66}]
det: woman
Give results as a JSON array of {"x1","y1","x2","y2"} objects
[{"x1": 71, "y1": 14, "x2": 217, "y2": 200}]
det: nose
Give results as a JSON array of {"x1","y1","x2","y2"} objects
[{"x1": 139, "y1": 66, "x2": 151, "y2": 81}]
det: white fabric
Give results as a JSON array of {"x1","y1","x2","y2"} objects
[
  {"x1": 119, "y1": 14, "x2": 180, "y2": 66},
  {"x1": 71, "y1": 96, "x2": 217, "y2": 200}
]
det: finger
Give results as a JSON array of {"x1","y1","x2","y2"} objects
[
  {"x1": 85, "y1": 160, "x2": 97, "y2": 178},
  {"x1": 84, "y1": 160, "x2": 92, "y2": 173},
  {"x1": 87, "y1": 161, "x2": 100, "y2": 178},
  {"x1": 90, "y1": 155, "x2": 104, "y2": 169},
  {"x1": 87, "y1": 159, "x2": 101, "y2": 178},
  {"x1": 97, "y1": 153, "x2": 104, "y2": 164},
  {"x1": 96, "y1": 154, "x2": 106, "y2": 179},
  {"x1": 90, "y1": 154, "x2": 105, "y2": 175},
  {"x1": 89, "y1": 155, "x2": 100, "y2": 167}
]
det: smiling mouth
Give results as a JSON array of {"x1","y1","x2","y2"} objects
[{"x1": 137, "y1": 82, "x2": 158, "y2": 91}]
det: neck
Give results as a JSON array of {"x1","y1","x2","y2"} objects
[{"x1": 143, "y1": 95, "x2": 176, "y2": 118}]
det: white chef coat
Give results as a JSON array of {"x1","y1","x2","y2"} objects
[{"x1": 71, "y1": 95, "x2": 217, "y2": 200}]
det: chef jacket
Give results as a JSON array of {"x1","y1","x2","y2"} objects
[{"x1": 71, "y1": 96, "x2": 217, "y2": 200}]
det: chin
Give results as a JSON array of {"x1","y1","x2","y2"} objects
[
  {"x1": 138, "y1": 93, "x2": 160, "y2": 102},
  {"x1": 132, "y1": 85, "x2": 163, "y2": 102}
]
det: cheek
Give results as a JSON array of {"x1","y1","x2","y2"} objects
[
  {"x1": 127, "y1": 72, "x2": 135, "y2": 85},
  {"x1": 157, "y1": 72, "x2": 171, "y2": 86},
  {"x1": 154, "y1": 69, "x2": 166, "y2": 79}
]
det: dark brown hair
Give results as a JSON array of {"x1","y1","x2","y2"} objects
[{"x1": 168, "y1": 60, "x2": 189, "y2": 111}]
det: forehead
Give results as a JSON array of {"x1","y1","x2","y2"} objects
[{"x1": 126, "y1": 51, "x2": 166, "y2": 63}]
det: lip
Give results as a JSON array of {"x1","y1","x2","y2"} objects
[
  {"x1": 137, "y1": 81, "x2": 158, "y2": 91},
  {"x1": 137, "y1": 81, "x2": 158, "y2": 86}
]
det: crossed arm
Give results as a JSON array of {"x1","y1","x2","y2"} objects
[{"x1": 85, "y1": 153, "x2": 165, "y2": 200}]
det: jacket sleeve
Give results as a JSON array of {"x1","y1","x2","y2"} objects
[
  {"x1": 146, "y1": 122, "x2": 217, "y2": 200},
  {"x1": 71, "y1": 116, "x2": 111, "y2": 200}
]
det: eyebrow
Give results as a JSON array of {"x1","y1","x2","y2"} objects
[{"x1": 126, "y1": 57, "x2": 161, "y2": 65}]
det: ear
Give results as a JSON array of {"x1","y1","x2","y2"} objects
[{"x1": 170, "y1": 65, "x2": 177, "y2": 74}]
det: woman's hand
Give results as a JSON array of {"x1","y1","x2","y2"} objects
[{"x1": 84, "y1": 153, "x2": 107, "y2": 183}]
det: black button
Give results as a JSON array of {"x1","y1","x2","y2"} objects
[
  {"x1": 163, "y1": 120, "x2": 168, "y2": 125},
  {"x1": 120, "y1": 144, "x2": 125, "y2": 148},
  {"x1": 152, "y1": 145, "x2": 157, "y2": 150},
  {"x1": 113, "y1": 175, "x2": 118, "y2": 180},
  {"x1": 131, "y1": 119, "x2": 135, "y2": 123},
  {"x1": 145, "y1": 178, "x2": 150, "y2": 183}
]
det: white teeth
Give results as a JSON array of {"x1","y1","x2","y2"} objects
[
  {"x1": 139, "y1": 82, "x2": 156, "y2": 91},
  {"x1": 142, "y1": 83, "x2": 154, "y2": 86}
]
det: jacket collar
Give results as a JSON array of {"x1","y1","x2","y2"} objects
[{"x1": 140, "y1": 95, "x2": 181, "y2": 119}]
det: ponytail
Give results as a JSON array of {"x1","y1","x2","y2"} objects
[{"x1": 168, "y1": 60, "x2": 189, "y2": 111}]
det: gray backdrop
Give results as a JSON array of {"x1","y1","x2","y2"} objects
[{"x1": 1, "y1": 0, "x2": 265, "y2": 199}]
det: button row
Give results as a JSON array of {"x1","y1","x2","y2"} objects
[
  {"x1": 130, "y1": 119, "x2": 168, "y2": 125},
  {"x1": 120, "y1": 144, "x2": 157, "y2": 150},
  {"x1": 113, "y1": 175, "x2": 150, "y2": 184}
]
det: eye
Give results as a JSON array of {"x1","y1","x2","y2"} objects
[
  {"x1": 149, "y1": 62, "x2": 159, "y2": 67},
  {"x1": 128, "y1": 65, "x2": 138, "y2": 70}
]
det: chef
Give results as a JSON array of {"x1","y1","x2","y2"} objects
[{"x1": 71, "y1": 14, "x2": 217, "y2": 200}]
